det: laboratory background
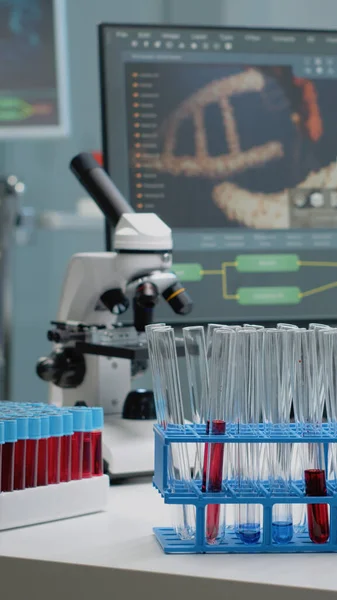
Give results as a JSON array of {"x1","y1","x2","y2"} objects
[
  {"x1": 5, "y1": 0, "x2": 337, "y2": 409},
  {"x1": 3, "y1": 0, "x2": 337, "y2": 597}
]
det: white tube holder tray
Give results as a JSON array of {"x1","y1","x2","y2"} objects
[{"x1": 0, "y1": 475, "x2": 109, "y2": 530}]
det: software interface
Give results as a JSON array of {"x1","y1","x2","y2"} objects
[
  {"x1": 0, "y1": 0, "x2": 62, "y2": 133},
  {"x1": 100, "y1": 25, "x2": 337, "y2": 323}
]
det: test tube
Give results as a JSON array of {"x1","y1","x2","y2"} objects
[
  {"x1": 152, "y1": 326, "x2": 195, "y2": 540},
  {"x1": 70, "y1": 409, "x2": 85, "y2": 480},
  {"x1": 91, "y1": 407, "x2": 103, "y2": 476},
  {"x1": 263, "y1": 329, "x2": 293, "y2": 544},
  {"x1": 48, "y1": 414, "x2": 62, "y2": 485},
  {"x1": 26, "y1": 417, "x2": 40, "y2": 488},
  {"x1": 203, "y1": 328, "x2": 235, "y2": 544},
  {"x1": 183, "y1": 326, "x2": 208, "y2": 426},
  {"x1": 60, "y1": 412, "x2": 73, "y2": 482},
  {"x1": 0, "y1": 421, "x2": 4, "y2": 490},
  {"x1": 82, "y1": 409, "x2": 93, "y2": 478},
  {"x1": 183, "y1": 326, "x2": 208, "y2": 481},
  {"x1": 145, "y1": 323, "x2": 166, "y2": 425},
  {"x1": 322, "y1": 330, "x2": 337, "y2": 492},
  {"x1": 2, "y1": 419, "x2": 17, "y2": 492},
  {"x1": 235, "y1": 329, "x2": 261, "y2": 544},
  {"x1": 37, "y1": 415, "x2": 49, "y2": 486},
  {"x1": 291, "y1": 329, "x2": 329, "y2": 544},
  {"x1": 14, "y1": 416, "x2": 28, "y2": 490}
]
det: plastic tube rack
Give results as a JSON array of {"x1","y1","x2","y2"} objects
[{"x1": 153, "y1": 423, "x2": 337, "y2": 554}]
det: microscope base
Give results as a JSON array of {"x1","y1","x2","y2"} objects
[{"x1": 103, "y1": 416, "x2": 156, "y2": 479}]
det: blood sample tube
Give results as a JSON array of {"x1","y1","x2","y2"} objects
[
  {"x1": 82, "y1": 409, "x2": 93, "y2": 478},
  {"x1": 91, "y1": 407, "x2": 103, "y2": 476},
  {"x1": 14, "y1": 416, "x2": 28, "y2": 490},
  {"x1": 0, "y1": 421, "x2": 4, "y2": 491},
  {"x1": 37, "y1": 415, "x2": 49, "y2": 486},
  {"x1": 305, "y1": 468, "x2": 330, "y2": 544},
  {"x1": 25, "y1": 417, "x2": 41, "y2": 488},
  {"x1": 70, "y1": 409, "x2": 85, "y2": 480},
  {"x1": 48, "y1": 413, "x2": 63, "y2": 485},
  {"x1": 60, "y1": 412, "x2": 73, "y2": 482},
  {"x1": 1, "y1": 419, "x2": 17, "y2": 492}
]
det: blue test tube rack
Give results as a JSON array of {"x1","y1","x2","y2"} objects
[{"x1": 153, "y1": 423, "x2": 337, "y2": 554}]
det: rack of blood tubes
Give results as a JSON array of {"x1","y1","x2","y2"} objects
[
  {"x1": 0, "y1": 402, "x2": 108, "y2": 531},
  {"x1": 148, "y1": 323, "x2": 337, "y2": 554}
]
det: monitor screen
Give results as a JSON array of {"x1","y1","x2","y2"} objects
[
  {"x1": 0, "y1": 0, "x2": 69, "y2": 138},
  {"x1": 99, "y1": 24, "x2": 337, "y2": 325}
]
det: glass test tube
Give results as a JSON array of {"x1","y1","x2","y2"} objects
[
  {"x1": 37, "y1": 416, "x2": 49, "y2": 486},
  {"x1": 82, "y1": 409, "x2": 93, "y2": 478},
  {"x1": 322, "y1": 331, "x2": 337, "y2": 489},
  {"x1": 263, "y1": 330, "x2": 293, "y2": 544},
  {"x1": 204, "y1": 328, "x2": 236, "y2": 544},
  {"x1": 70, "y1": 409, "x2": 85, "y2": 480},
  {"x1": 145, "y1": 323, "x2": 166, "y2": 425},
  {"x1": 277, "y1": 323, "x2": 306, "y2": 533},
  {"x1": 235, "y1": 330, "x2": 262, "y2": 544},
  {"x1": 26, "y1": 417, "x2": 41, "y2": 488},
  {"x1": 1, "y1": 417, "x2": 17, "y2": 492},
  {"x1": 292, "y1": 329, "x2": 329, "y2": 544},
  {"x1": 0, "y1": 421, "x2": 4, "y2": 491},
  {"x1": 183, "y1": 326, "x2": 208, "y2": 481},
  {"x1": 61, "y1": 412, "x2": 73, "y2": 482},
  {"x1": 48, "y1": 414, "x2": 62, "y2": 484},
  {"x1": 2, "y1": 420, "x2": 17, "y2": 492},
  {"x1": 91, "y1": 408, "x2": 103, "y2": 476},
  {"x1": 152, "y1": 326, "x2": 195, "y2": 540},
  {"x1": 14, "y1": 416, "x2": 28, "y2": 490}
]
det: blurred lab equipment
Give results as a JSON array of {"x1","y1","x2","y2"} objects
[{"x1": 36, "y1": 153, "x2": 192, "y2": 480}]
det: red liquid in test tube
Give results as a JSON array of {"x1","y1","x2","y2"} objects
[
  {"x1": 37, "y1": 417, "x2": 49, "y2": 486},
  {"x1": 92, "y1": 431, "x2": 103, "y2": 476},
  {"x1": 25, "y1": 417, "x2": 41, "y2": 488},
  {"x1": 1, "y1": 420, "x2": 17, "y2": 493},
  {"x1": 48, "y1": 414, "x2": 63, "y2": 485},
  {"x1": 305, "y1": 469, "x2": 330, "y2": 544},
  {"x1": 60, "y1": 412, "x2": 73, "y2": 483},
  {"x1": 70, "y1": 409, "x2": 85, "y2": 480},
  {"x1": 202, "y1": 419, "x2": 226, "y2": 542},
  {"x1": 0, "y1": 421, "x2": 3, "y2": 490},
  {"x1": 91, "y1": 407, "x2": 104, "y2": 476},
  {"x1": 82, "y1": 409, "x2": 93, "y2": 478},
  {"x1": 13, "y1": 414, "x2": 28, "y2": 490}
]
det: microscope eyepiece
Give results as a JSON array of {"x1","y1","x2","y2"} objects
[
  {"x1": 70, "y1": 152, "x2": 133, "y2": 227},
  {"x1": 163, "y1": 282, "x2": 193, "y2": 315}
]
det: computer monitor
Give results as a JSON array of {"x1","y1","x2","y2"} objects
[
  {"x1": 0, "y1": 0, "x2": 69, "y2": 138},
  {"x1": 99, "y1": 23, "x2": 337, "y2": 325}
]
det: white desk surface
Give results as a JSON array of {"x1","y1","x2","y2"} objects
[{"x1": 1, "y1": 481, "x2": 337, "y2": 600}]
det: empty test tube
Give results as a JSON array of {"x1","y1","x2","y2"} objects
[
  {"x1": 152, "y1": 326, "x2": 195, "y2": 540},
  {"x1": 91, "y1": 407, "x2": 103, "y2": 476},
  {"x1": 145, "y1": 323, "x2": 166, "y2": 425},
  {"x1": 183, "y1": 326, "x2": 208, "y2": 426}
]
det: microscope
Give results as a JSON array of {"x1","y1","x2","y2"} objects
[{"x1": 37, "y1": 153, "x2": 192, "y2": 480}]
